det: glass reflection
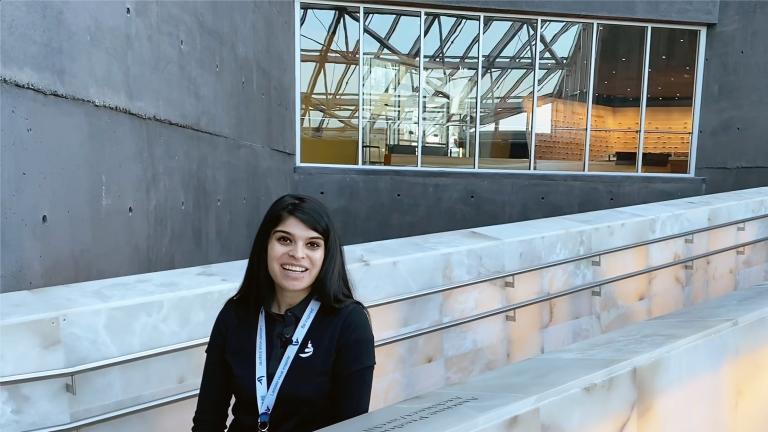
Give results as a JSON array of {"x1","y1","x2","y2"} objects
[
  {"x1": 588, "y1": 24, "x2": 646, "y2": 172},
  {"x1": 478, "y1": 17, "x2": 536, "y2": 170},
  {"x1": 421, "y1": 13, "x2": 479, "y2": 168},
  {"x1": 300, "y1": 4, "x2": 360, "y2": 164},
  {"x1": 361, "y1": 9, "x2": 420, "y2": 166},
  {"x1": 642, "y1": 28, "x2": 698, "y2": 174},
  {"x1": 534, "y1": 21, "x2": 593, "y2": 172}
]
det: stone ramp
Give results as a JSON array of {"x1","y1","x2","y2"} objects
[{"x1": 322, "y1": 282, "x2": 768, "y2": 432}]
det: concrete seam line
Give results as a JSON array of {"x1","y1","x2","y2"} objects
[{"x1": 0, "y1": 75, "x2": 227, "y2": 138}]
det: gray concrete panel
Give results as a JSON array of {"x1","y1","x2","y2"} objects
[
  {"x1": 0, "y1": 0, "x2": 295, "y2": 154},
  {"x1": 294, "y1": 167, "x2": 705, "y2": 244},
  {"x1": 695, "y1": 1, "x2": 768, "y2": 192},
  {"x1": 695, "y1": 168, "x2": 768, "y2": 194},
  {"x1": 1, "y1": 84, "x2": 294, "y2": 292},
  {"x1": 389, "y1": 0, "x2": 719, "y2": 24}
]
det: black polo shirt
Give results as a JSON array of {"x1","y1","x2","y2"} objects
[{"x1": 192, "y1": 296, "x2": 376, "y2": 432}]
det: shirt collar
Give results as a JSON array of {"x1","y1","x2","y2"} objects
[{"x1": 268, "y1": 293, "x2": 314, "y2": 319}]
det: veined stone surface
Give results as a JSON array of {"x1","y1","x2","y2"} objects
[
  {"x1": 322, "y1": 283, "x2": 768, "y2": 432},
  {"x1": 1, "y1": 187, "x2": 767, "y2": 430}
]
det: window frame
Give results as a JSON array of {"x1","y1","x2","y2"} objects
[{"x1": 295, "y1": 0, "x2": 707, "y2": 177}]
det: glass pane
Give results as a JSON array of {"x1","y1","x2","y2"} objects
[
  {"x1": 421, "y1": 13, "x2": 479, "y2": 169},
  {"x1": 588, "y1": 24, "x2": 646, "y2": 173},
  {"x1": 300, "y1": 4, "x2": 360, "y2": 164},
  {"x1": 478, "y1": 17, "x2": 536, "y2": 170},
  {"x1": 534, "y1": 21, "x2": 593, "y2": 171},
  {"x1": 642, "y1": 28, "x2": 698, "y2": 174},
  {"x1": 362, "y1": 9, "x2": 420, "y2": 166},
  {"x1": 588, "y1": 131, "x2": 641, "y2": 172}
]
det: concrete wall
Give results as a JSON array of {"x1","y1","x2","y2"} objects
[
  {"x1": 296, "y1": 167, "x2": 705, "y2": 244},
  {"x1": 695, "y1": 1, "x2": 768, "y2": 193},
  {"x1": 2, "y1": 0, "x2": 765, "y2": 292},
  {"x1": 415, "y1": 0, "x2": 720, "y2": 24},
  {"x1": 0, "y1": 1, "x2": 296, "y2": 292}
]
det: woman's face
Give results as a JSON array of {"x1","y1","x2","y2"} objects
[{"x1": 267, "y1": 216, "x2": 325, "y2": 297}]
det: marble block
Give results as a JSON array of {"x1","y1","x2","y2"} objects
[
  {"x1": 323, "y1": 285, "x2": 768, "y2": 432},
  {"x1": 80, "y1": 397, "x2": 197, "y2": 432}
]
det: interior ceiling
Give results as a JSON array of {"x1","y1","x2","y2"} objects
[
  {"x1": 301, "y1": 6, "x2": 699, "y2": 127},
  {"x1": 595, "y1": 26, "x2": 697, "y2": 100}
]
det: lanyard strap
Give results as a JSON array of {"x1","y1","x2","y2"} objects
[{"x1": 255, "y1": 298, "x2": 321, "y2": 426}]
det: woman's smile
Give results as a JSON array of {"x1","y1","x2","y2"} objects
[{"x1": 280, "y1": 264, "x2": 309, "y2": 273}]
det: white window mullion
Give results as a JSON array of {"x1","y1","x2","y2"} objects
[
  {"x1": 358, "y1": 6, "x2": 364, "y2": 166},
  {"x1": 529, "y1": 18, "x2": 541, "y2": 170},
  {"x1": 689, "y1": 28, "x2": 706, "y2": 176},
  {"x1": 295, "y1": 0, "x2": 302, "y2": 165},
  {"x1": 417, "y1": 10, "x2": 425, "y2": 168},
  {"x1": 584, "y1": 22, "x2": 598, "y2": 172},
  {"x1": 637, "y1": 25, "x2": 652, "y2": 173},
  {"x1": 474, "y1": 15, "x2": 483, "y2": 170}
]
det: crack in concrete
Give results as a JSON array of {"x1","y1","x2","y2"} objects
[
  {"x1": 2, "y1": 76, "x2": 225, "y2": 139},
  {"x1": 2, "y1": 76, "x2": 296, "y2": 156}
]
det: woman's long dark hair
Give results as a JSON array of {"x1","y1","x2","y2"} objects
[{"x1": 232, "y1": 194, "x2": 356, "y2": 312}]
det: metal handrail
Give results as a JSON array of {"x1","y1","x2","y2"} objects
[
  {"x1": 25, "y1": 390, "x2": 200, "y2": 432},
  {"x1": 366, "y1": 213, "x2": 767, "y2": 308},
  {"x1": 1, "y1": 213, "x2": 765, "y2": 387},
  {"x1": 1, "y1": 338, "x2": 209, "y2": 386},
  {"x1": 16, "y1": 234, "x2": 768, "y2": 432},
  {"x1": 374, "y1": 235, "x2": 768, "y2": 346}
]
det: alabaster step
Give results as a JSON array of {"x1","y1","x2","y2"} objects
[{"x1": 323, "y1": 282, "x2": 768, "y2": 432}]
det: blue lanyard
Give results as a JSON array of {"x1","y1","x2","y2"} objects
[{"x1": 255, "y1": 298, "x2": 320, "y2": 431}]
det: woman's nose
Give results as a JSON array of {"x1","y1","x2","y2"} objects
[{"x1": 289, "y1": 244, "x2": 306, "y2": 258}]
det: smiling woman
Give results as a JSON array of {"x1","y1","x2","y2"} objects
[{"x1": 192, "y1": 195, "x2": 375, "y2": 432}]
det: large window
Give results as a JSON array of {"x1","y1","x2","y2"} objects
[
  {"x1": 421, "y1": 13, "x2": 479, "y2": 168},
  {"x1": 361, "y1": 8, "x2": 421, "y2": 166},
  {"x1": 534, "y1": 20, "x2": 593, "y2": 172},
  {"x1": 300, "y1": 5, "x2": 360, "y2": 164},
  {"x1": 642, "y1": 27, "x2": 699, "y2": 174},
  {"x1": 588, "y1": 24, "x2": 646, "y2": 173},
  {"x1": 478, "y1": 17, "x2": 536, "y2": 170},
  {"x1": 298, "y1": 2, "x2": 705, "y2": 175}
]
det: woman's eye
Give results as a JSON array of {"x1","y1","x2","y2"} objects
[
  {"x1": 307, "y1": 241, "x2": 322, "y2": 249},
  {"x1": 277, "y1": 236, "x2": 291, "y2": 245}
]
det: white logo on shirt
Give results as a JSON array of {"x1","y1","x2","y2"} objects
[{"x1": 298, "y1": 340, "x2": 314, "y2": 358}]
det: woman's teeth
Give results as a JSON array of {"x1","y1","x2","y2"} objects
[{"x1": 281, "y1": 264, "x2": 308, "y2": 273}]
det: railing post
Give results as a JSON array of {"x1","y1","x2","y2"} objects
[{"x1": 66, "y1": 375, "x2": 77, "y2": 395}]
